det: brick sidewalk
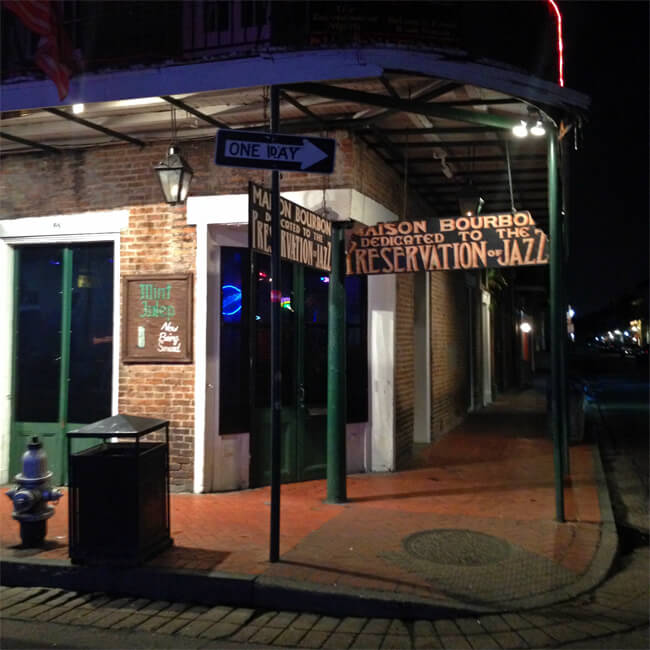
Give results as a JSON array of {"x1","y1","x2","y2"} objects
[{"x1": 1, "y1": 387, "x2": 615, "y2": 616}]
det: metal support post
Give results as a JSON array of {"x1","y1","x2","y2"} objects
[
  {"x1": 559, "y1": 137, "x2": 572, "y2": 475},
  {"x1": 269, "y1": 85, "x2": 282, "y2": 562},
  {"x1": 548, "y1": 127, "x2": 565, "y2": 522},
  {"x1": 58, "y1": 247, "x2": 73, "y2": 472},
  {"x1": 326, "y1": 223, "x2": 347, "y2": 503}
]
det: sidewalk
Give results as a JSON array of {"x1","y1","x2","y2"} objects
[{"x1": 0, "y1": 386, "x2": 617, "y2": 619}]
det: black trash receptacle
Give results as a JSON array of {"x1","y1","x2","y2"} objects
[{"x1": 67, "y1": 414, "x2": 173, "y2": 566}]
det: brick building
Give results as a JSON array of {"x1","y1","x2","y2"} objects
[{"x1": 0, "y1": 1, "x2": 587, "y2": 493}]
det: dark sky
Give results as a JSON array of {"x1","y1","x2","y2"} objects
[{"x1": 561, "y1": 1, "x2": 649, "y2": 316}]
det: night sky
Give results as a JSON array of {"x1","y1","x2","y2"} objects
[{"x1": 561, "y1": 1, "x2": 649, "y2": 316}]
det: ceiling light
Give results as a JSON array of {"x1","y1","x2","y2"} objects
[
  {"x1": 512, "y1": 120, "x2": 528, "y2": 138},
  {"x1": 530, "y1": 120, "x2": 546, "y2": 136}
]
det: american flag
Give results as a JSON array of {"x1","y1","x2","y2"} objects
[{"x1": 3, "y1": 0, "x2": 74, "y2": 100}]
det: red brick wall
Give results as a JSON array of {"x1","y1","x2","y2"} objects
[
  {"x1": 430, "y1": 272, "x2": 470, "y2": 440},
  {"x1": 394, "y1": 274, "x2": 415, "y2": 469},
  {"x1": 0, "y1": 130, "x2": 471, "y2": 485}
]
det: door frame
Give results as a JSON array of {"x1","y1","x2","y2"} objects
[
  {"x1": 0, "y1": 210, "x2": 127, "y2": 484},
  {"x1": 188, "y1": 190, "x2": 396, "y2": 493}
]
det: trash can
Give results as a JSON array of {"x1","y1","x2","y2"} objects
[{"x1": 67, "y1": 414, "x2": 173, "y2": 566}]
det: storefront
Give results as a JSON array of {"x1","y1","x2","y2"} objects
[{"x1": 1, "y1": 5, "x2": 588, "y2": 495}]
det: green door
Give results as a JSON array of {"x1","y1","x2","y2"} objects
[
  {"x1": 9, "y1": 243, "x2": 114, "y2": 485},
  {"x1": 249, "y1": 257, "x2": 329, "y2": 487}
]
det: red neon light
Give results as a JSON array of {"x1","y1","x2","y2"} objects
[{"x1": 547, "y1": 0, "x2": 565, "y2": 87}]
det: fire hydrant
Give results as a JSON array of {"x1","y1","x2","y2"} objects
[{"x1": 6, "y1": 437, "x2": 63, "y2": 546}]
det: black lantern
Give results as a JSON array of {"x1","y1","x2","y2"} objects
[
  {"x1": 154, "y1": 145, "x2": 193, "y2": 205},
  {"x1": 457, "y1": 182, "x2": 484, "y2": 217}
]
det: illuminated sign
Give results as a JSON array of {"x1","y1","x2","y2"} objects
[{"x1": 346, "y1": 212, "x2": 548, "y2": 275}]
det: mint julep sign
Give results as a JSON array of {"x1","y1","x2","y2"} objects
[
  {"x1": 123, "y1": 274, "x2": 193, "y2": 363},
  {"x1": 346, "y1": 212, "x2": 549, "y2": 275}
]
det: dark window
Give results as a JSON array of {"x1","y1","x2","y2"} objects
[
  {"x1": 218, "y1": 247, "x2": 368, "y2": 433},
  {"x1": 219, "y1": 247, "x2": 249, "y2": 434}
]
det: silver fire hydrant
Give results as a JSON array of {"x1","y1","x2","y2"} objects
[{"x1": 6, "y1": 437, "x2": 63, "y2": 546}]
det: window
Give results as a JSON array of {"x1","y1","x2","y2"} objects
[{"x1": 218, "y1": 247, "x2": 368, "y2": 433}]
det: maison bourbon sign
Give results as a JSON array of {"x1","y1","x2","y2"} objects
[
  {"x1": 123, "y1": 274, "x2": 193, "y2": 363},
  {"x1": 345, "y1": 212, "x2": 549, "y2": 275},
  {"x1": 249, "y1": 182, "x2": 332, "y2": 272}
]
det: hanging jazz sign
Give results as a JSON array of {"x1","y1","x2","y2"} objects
[
  {"x1": 249, "y1": 182, "x2": 332, "y2": 272},
  {"x1": 345, "y1": 212, "x2": 548, "y2": 275}
]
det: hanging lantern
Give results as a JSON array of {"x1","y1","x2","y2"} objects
[{"x1": 154, "y1": 145, "x2": 194, "y2": 205}]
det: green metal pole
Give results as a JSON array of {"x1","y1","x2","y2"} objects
[
  {"x1": 559, "y1": 213, "x2": 570, "y2": 477},
  {"x1": 548, "y1": 127, "x2": 565, "y2": 522},
  {"x1": 559, "y1": 137, "x2": 572, "y2": 476},
  {"x1": 326, "y1": 223, "x2": 347, "y2": 503},
  {"x1": 59, "y1": 247, "x2": 73, "y2": 476}
]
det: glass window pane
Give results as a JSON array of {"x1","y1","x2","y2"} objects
[
  {"x1": 303, "y1": 268, "x2": 329, "y2": 408},
  {"x1": 253, "y1": 254, "x2": 295, "y2": 409},
  {"x1": 219, "y1": 247, "x2": 250, "y2": 434},
  {"x1": 67, "y1": 244, "x2": 114, "y2": 424},
  {"x1": 15, "y1": 246, "x2": 63, "y2": 422}
]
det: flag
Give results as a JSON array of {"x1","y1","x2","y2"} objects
[{"x1": 3, "y1": 0, "x2": 75, "y2": 100}]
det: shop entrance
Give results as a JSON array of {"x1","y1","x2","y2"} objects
[
  {"x1": 217, "y1": 246, "x2": 367, "y2": 489},
  {"x1": 9, "y1": 243, "x2": 114, "y2": 485},
  {"x1": 249, "y1": 256, "x2": 330, "y2": 486}
]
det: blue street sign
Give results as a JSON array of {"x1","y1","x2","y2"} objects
[{"x1": 215, "y1": 129, "x2": 335, "y2": 174}]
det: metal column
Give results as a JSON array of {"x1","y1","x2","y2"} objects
[
  {"x1": 326, "y1": 223, "x2": 347, "y2": 503},
  {"x1": 548, "y1": 127, "x2": 565, "y2": 522},
  {"x1": 269, "y1": 86, "x2": 282, "y2": 562}
]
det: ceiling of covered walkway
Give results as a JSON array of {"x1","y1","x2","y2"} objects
[{"x1": 1, "y1": 72, "x2": 570, "y2": 225}]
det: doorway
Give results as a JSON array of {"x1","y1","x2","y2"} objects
[
  {"x1": 217, "y1": 246, "x2": 367, "y2": 488},
  {"x1": 9, "y1": 243, "x2": 114, "y2": 485},
  {"x1": 249, "y1": 256, "x2": 330, "y2": 486}
]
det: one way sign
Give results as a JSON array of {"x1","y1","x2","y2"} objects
[{"x1": 215, "y1": 129, "x2": 335, "y2": 174}]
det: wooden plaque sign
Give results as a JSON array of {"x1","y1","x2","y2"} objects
[
  {"x1": 123, "y1": 274, "x2": 193, "y2": 363},
  {"x1": 346, "y1": 212, "x2": 548, "y2": 276}
]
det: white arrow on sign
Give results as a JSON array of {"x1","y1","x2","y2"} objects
[{"x1": 224, "y1": 138, "x2": 328, "y2": 170}]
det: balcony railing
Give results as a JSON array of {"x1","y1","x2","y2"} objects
[{"x1": 1, "y1": 1, "x2": 560, "y2": 86}]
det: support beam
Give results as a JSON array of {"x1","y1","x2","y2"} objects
[
  {"x1": 381, "y1": 126, "x2": 501, "y2": 136},
  {"x1": 404, "y1": 154, "x2": 546, "y2": 164},
  {"x1": 44, "y1": 108, "x2": 145, "y2": 147},
  {"x1": 269, "y1": 86, "x2": 282, "y2": 563},
  {"x1": 326, "y1": 223, "x2": 347, "y2": 504},
  {"x1": 280, "y1": 91, "x2": 328, "y2": 127},
  {"x1": 0, "y1": 131, "x2": 61, "y2": 154},
  {"x1": 284, "y1": 83, "x2": 519, "y2": 130},
  {"x1": 548, "y1": 126, "x2": 565, "y2": 523},
  {"x1": 161, "y1": 95, "x2": 229, "y2": 129}
]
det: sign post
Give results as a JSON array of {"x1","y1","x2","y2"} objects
[
  {"x1": 269, "y1": 86, "x2": 282, "y2": 563},
  {"x1": 214, "y1": 110, "x2": 337, "y2": 563}
]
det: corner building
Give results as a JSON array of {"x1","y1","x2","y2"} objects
[{"x1": 0, "y1": 1, "x2": 587, "y2": 492}]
